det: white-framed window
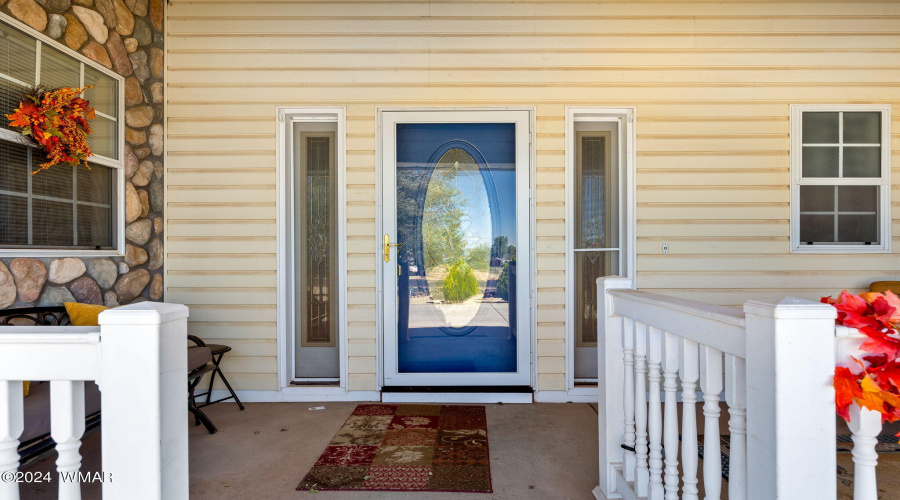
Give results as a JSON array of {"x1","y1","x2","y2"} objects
[
  {"x1": 790, "y1": 105, "x2": 891, "y2": 253},
  {"x1": 0, "y1": 15, "x2": 124, "y2": 255}
]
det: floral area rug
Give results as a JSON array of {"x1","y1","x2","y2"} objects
[{"x1": 297, "y1": 404, "x2": 492, "y2": 493}]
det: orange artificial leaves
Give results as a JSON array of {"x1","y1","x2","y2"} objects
[
  {"x1": 825, "y1": 290, "x2": 900, "y2": 428},
  {"x1": 5, "y1": 86, "x2": 95, "y2": 173}
]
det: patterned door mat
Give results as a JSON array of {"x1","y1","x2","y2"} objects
[
  {"x1": 697, "y1": 434, "x2": 900, "y2": 482},
  {"x1": 297, "y1": 404, "x2": 492, "y2": 493}
]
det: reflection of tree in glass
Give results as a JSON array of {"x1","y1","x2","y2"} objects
[
  {"x1": 467, "y1": 244, "x2": 491, "y2": 271},
  {"x1": 442, "y1": 259, "x2": 480, "y2": 303},
  {"x1": 491, "y1": 236, "x2": 508, "y2": 261},
  {"x1": 423, "y1": 169, "x2": 468, "y2": 269},
  {"x1": 496, "y1": 256, "x2": 515, "y2": 301}
]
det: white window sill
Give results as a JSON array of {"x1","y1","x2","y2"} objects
[
  {"x1": 0, "y1": 249, "x2": 124, "y2": 258},
  {"x1": 791, "y1": 245, "x2": 892, "y2": 254}
]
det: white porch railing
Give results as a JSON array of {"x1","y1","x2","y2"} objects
[
  {"x1": 593, "y1": 276, "x2": 866, "y2": 500},
  {"x1": 0, "y1": 302, "x2": 189, "y2": 500}
]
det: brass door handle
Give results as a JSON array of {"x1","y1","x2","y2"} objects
[{"x1": 384, "y1": 234, "x2": 402, "y2": 263}]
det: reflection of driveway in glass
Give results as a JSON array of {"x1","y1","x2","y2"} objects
[
  {"x1": 409, "y1": 300, "x2": 509, "y2": 330},
  {"x1": 398, "y1": 299, "x2": 517, "y2": 372}
]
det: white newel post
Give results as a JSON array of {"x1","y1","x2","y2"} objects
[
  {"x1": 0, "y1": 381, "x2": 24, "y2": 500},
  {"x1": 743, "y1": 297, "x2": 837, "y2": 500},
  {"x1": 595, "y1": 276, "x2": 633, "y2": 500},
  {"x1": 98, "y1": 303, "x2": 190, "y2": 499}
]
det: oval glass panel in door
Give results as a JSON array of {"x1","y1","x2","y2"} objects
[
  {"x1": 423, "y1": 148, "x2": 492, "y2": 330},
  {"x1": 395, "y1": 123, "x2": 517, "y2": 373}
]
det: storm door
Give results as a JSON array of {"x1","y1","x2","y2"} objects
[{"x1": 381, "y1": 110, "x2": 531, "y2": 387}]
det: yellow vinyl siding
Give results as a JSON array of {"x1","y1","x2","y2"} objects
[{"x1": 166, "y1": 1, "x2": 900, "y2": 392}]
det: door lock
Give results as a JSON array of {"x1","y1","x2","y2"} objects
[{"x1": 384, "y1": 234, "x2": 402, "y2": 263}]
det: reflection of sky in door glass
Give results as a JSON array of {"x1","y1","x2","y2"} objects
[{"x1": 395, "y1": 123, "x2": 518, "y2": 374}]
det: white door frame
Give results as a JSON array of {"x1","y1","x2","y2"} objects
[
  {"x1": 377, "y1": 108, "x2": 535, "y2": 388},
  {"x1": 276, "y1": 106, "x2": 354, "y2": 398},
  {"x1": 564, "y1": 107, "x2": 637, "y2": 399}
]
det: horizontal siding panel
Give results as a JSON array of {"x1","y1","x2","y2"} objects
[
  {"x1": 637, "y1": 271, "x2": 889, "y2": 290},
  {"x1": 167, "y1": 51, "x2": 900, "y2": 69},
  {"x1": 185, "y1": 306, "x2": 275, "y2": 323},
  {"x1": 166, "y1": 255, "x2": 275, "y2": 272},
  {"x1": 638, "y1": 255, "x2": 900, "y2": 272},
  {"x1": 166, "y1": 289, "x2": 276, "y2": 305},
  {"x1": 166, "y1": 186, "x2": 276, "y2": 203},
  {"x1": 637, "y1": 221, "x2": 789, "y2": 238},
  {"x1": 167, "y1": 220, "x2": 276, "y2": 238},
  {"x1": 168, "y1": 272, "x2": 276, "y2": 288}
]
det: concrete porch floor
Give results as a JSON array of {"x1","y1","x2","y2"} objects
[{"x1": 19, "y1": 401, "x2": 601, "y2": 500}]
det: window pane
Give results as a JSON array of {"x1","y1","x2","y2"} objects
[
  {"x1": 802, "y1": 146, "x2": 839, "y2": 177},
  {"x1": 799, "y1": 185, "x2": 834, "y2": 212},
  {"x1": 293, "y1": 124, "x2": 338, "y2": 354},
  {"x1": 575, "y1": 128, "x2": 618, "y2": 249},
  {"x1": 838, "y1": 214, "x2": 878, "y2": 243},
  {"x1": 32, "y1": 162, "x2": 73, "y2": 199},
  {"x1": 843, "y1": 112, "x2": 881, "y2": 144},
  {"x1": 87, "y1": 116, "x2": 117, "y2": 159},
  {"x1": 843, "y1": 146, "x2": 880, "y2": 178},
  {"x1": 39, "y1": 46, "x2": 79, "y2": 89},
  {"x1": 83, "y1": 66, "x2": 116, "y2": 117},
  {"x1": 0, "y1": 81, "x2": 25, "y2": 132},
  {"x1": 0, "y1": 194, "x2": 27, "y2": 245},
  {"x1": 802, "y1": 112, "x2": 839, "y2": 144},
  {"x1": 0, "y1": 140, "x2": 28, "y2": 193},
  {"x1": 837, "y1": 185, "x2": 878, "y2": 212},
  {"x1": 575, "y1": 251, "x2": 618, "y2": 347},
  {"x1": 76, "y1": 164, "x2": 111, "y2": 204},
  {"x1": 32, "y1": 198, "x2": 73, "y2": 246},
  {"x1": 77, "y1": 205, "x2": 111, "y2": 247},
  {"x1": 799, "y1": 214, "x2": 834, "y2": 243},
  {"x1": 0, "y1": 24, "x2": 36, "y2": 84}
]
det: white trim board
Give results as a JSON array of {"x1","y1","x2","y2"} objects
[
  {"x1": 196, "y1": 389, "x2": 380, "y2": 403},
  {"x1": 535, "y1": 390, "x2": 598, "y2": 403},
  {"x1": 564, "y1": 107, "x2": 638, "y2": 393}
]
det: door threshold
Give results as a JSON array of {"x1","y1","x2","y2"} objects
[
  {"x1": 382, "y1": 385, "x2": 533, "y2": 393},
  {"x1": 382, "y1": 392, "x2": 532, "y2": 404},
  {"x1": 381, "y1": 387, "x2": 533, "y2": 404}
]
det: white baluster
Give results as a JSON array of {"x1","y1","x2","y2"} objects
[
  {"x1": 679, "y1": 338, "x2": 700, "y2": 500},
  {"x1": 1, "y1": 381, "x2": 24, "y2": 500},
  {"x1": 623, "y1": 319, "x2": 636, "y2": 481},
  {"x1": 724, "y1": 354, "x2": 747, "y2": 500},
  {"x1": 51, "y1": 381, "x2": 86, "y2": 500},
  {"x1": 848, "y1": 401, "x2": 882, "y2": 500},
  {"x1": 662, "y1": 332, "x2": 680, "y2": 500},
  {"x1": 700, "y1": 346, "x2": 723, "y2": 500},
  {"x1": 634, "y1": 321, "x2": 649, "y2": 497},
  {"x1": 647, "y1": 327, "x2": 664, "y2": 499}
]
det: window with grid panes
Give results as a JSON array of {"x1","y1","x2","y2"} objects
[
  {"x1": 0, "y1": 19, "x2": 122, "y2": 251},
  {"x1": 791, "y1": 106, "x2": 891, "y2": 252}
]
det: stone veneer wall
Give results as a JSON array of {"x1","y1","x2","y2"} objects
[{"x1": 0, "y1": 0, "x2": 163, "y2": 309}]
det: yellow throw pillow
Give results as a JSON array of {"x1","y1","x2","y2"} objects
[
  {"x1": 64, "y1": 302, "x2": 109, "y2": 327},
  {"x1": 23, "y1": 381, "x2": 29, "y2": 397}
]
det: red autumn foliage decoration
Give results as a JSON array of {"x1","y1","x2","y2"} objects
[
  {"x1": 824, "y1": 290, "x2": 900, "y2": 429},
  {"x1": 6, "y1": 85, "x2": 95, "y2": 173}
]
